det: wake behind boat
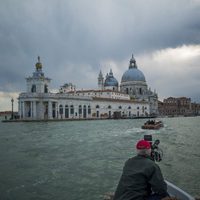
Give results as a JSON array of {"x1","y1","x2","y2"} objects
[{"x1": 142, "y1": 120, "x2": 164, "y2": 130}]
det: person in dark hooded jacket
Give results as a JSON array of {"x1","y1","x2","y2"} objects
[{"x1": 113, "y1": 140, "x2": 169, "y2": 200}]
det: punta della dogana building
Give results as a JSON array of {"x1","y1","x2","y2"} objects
[{"x1": 18, "y1": 55, "x2": 158, "y2": 120}]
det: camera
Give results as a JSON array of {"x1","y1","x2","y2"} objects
[{"x1": 144, "y1": 135, "x2": 163, "y2": 162}]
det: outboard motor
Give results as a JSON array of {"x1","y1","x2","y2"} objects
[{"x1": 144, "y1": 135, "x2": 163, "y2": 162}]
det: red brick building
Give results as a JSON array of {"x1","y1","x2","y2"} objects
[{"x1": 158, "y1": 97, "x2": 200, "y2": 116}]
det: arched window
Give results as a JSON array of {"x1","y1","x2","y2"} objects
[
  {"x1": 79, "y1": 105, "x2": 82, "y2": 114},
  {"x1": 31, "y1": 85, "x2": 36, "y2": 93},
  {"x1": 119, "y1": 106, "x2": 122, "y2": 109},
  {"x1": 108, "y1": 105, "x2": 112, "y2": 109},
  {"x1": 96, "y1": 105, "x2": 100, "y2": 109},
  {"x1": 70, "y1": 105, "x2": 74, "y2": 115},
  {"x1": 44, "y1": 84, "x2": 48, "y2": 93},
  {"x1": 52, "y1": 102, "x2": 56, "y2": 118},
  {"x1": 65, "y1": 105, "x2": 69, "y2": 118},
  {"x1": 142, "y1": 106, "x2": 145, "y2": 112},
  {"x1": 59, "y1": 105, "x2": 63, "y2": 114},
  {"x1": 139, "y1": 88, "x2": 142, "y2": 94},
  {"x1": 109, "y1": 111, "x2": 111, "y2": 118},
  {"x1": 88, "y1": 105, "x2": 91, "y2": 114},
  {"x1": 126, "y1": 88, "x2": 129, "y2": 94},
  {"x1": 128, "y1": 106, "x2": 131, "y2": 109},
  {"x1": 83, "y1": 105, "x2": 87, "y2": 118}
]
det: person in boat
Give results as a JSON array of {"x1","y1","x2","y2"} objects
[
  {"x1": 145, "y1": 120, "x2": 155, "y2": 125},
  {"x1": 113, "y1": 139, "x2": 169, "y2": 200}
]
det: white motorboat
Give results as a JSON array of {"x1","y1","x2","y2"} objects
[
  {"x1": 166, "y1": 180, "x2": 195, "y2": 200},
  {"x1": 104, "y1": 181, "x2": 195, "y2": 200}
]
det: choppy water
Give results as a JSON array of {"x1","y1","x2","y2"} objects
[{"x1": 0, "y1": 117, "x2": 200, "y2": 200}]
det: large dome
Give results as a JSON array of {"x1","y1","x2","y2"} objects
[
  {"x1": 104, "y1": 69, "x2": 118, "y2": 87},
  {"x1": 121, "y1": 68, "x2": 145, "y2": 82},
  {"x1": 121, "y1": 55, "x2": 146, "y2": 83}
]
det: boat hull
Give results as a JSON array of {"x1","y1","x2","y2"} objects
[
  {"x1": 141, "y1": 124, "x2": 161, "y2": 130},
  {"x1": 141, "y1": 120, "x2": 163, "y2": 130}
]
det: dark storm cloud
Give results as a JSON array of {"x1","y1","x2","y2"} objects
[{"x1": 0, "y1": 0, "x2": 200, "y2": 104}]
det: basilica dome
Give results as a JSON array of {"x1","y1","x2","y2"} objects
[
  {"x1": 121, "y1": 68, "x2": 145, "y2": 82},
  {"x1": 121, "y1": 55, "x2": 146, "y2": 83},
  {"x1": 104, "y1": 69, "x2": 118, "y2": 87}
]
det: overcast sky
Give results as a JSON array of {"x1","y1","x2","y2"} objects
[{"x1": 0, "y1": 0, "x2": 200, "y2": 111}]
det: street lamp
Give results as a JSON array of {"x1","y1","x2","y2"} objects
[{"x1": 11, "y1": 98, "x2": 14, "y2": 120}]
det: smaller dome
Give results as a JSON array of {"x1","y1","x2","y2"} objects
[{"x1": 104, "y1": 69, "x2": 118, "y2": 87}]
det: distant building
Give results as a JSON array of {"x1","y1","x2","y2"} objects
[
  {"x1": 158, "y1": 97, "x2": 200, "y2": 116},
  {"x1": 191, "y1": 102, "x2": 200, "y2": 115},
  {"x1": 0, "y1": 111, "x2": 18, "y2": 119},
  {"x1": 18, "y1": 55, "x2": 158, "y2": 120}
]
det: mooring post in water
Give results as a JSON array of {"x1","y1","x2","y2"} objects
[{"x1": 11, "y1": 98, "x2": 14, "y2": 120}]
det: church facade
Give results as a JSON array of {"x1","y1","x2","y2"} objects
[{"x1": 18, "y1": 56, "x2": 158, "y2": 120}]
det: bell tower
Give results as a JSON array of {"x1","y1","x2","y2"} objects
[{"x1": 98, "y1": 70, "x2": 104, "y2": 90}]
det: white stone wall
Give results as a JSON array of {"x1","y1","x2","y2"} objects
[
  {"x1": 104, "y1": 85, "x2": 118, "y2": 92},
  {"x1": 75, "y1": 90, "x2": 130, "y2": 100},
  {"x1": 18, "y1": 93, "x2": 149, "y2": 120},
  {"x1": 120, "y1": 81, "x2": 148, "y2": 97},
  {"x1": 56, "y1": 98, "x2": 149, "y2": 119},
  {"x1": 90, "y1": 100, "x2": 149, "y2": 118},
  {"x1": 57, "y1": 98, "x2": 92, "y2": 119},
  {"x1": 26, "y1": 78, "x2": 50, "y2": 93}
]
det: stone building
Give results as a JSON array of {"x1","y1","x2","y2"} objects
[
  {"x1": 98, "y1": 55, "x2": 158, "y2": 116},
  {"x1": 18, "y1": 55, "x2": 158, "y2": 120},
  {"x1": 191, "y1": 102, "x2": 200, "y2": 115},
  {"x1": 158, "y1": 97, "x2": 195, "y2": 116}
]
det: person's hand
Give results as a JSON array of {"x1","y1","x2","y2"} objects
[{"x1": 104, "y1": 192, "x2": 114, "y2": 200}]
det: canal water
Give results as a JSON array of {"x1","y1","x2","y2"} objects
[{"x1": 0, "y1": 117, "x2": 200, "y2": 200}]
